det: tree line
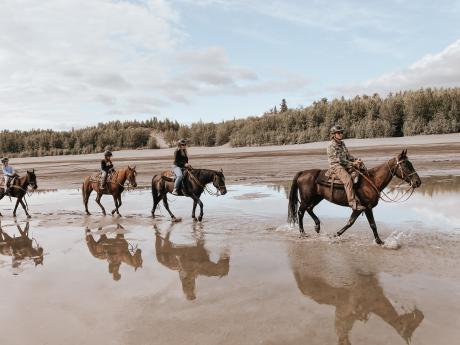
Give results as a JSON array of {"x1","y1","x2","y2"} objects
[{"x1": 1, "y1": 87, "x2": 459, "y2": 157}]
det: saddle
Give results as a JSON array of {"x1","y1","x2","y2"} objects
[
  {"x1": 160, "y1": 169, "x2": 190, "y2": 182},
  {"x1": 0, "y1": 176, "x2": 17, "y2": 188},
  {"x1": 316, "y1": 169, "x2": 361, "y2": 190},
  {"x1": 89, "y1": 171, "x2": 114, "y2": 184}
]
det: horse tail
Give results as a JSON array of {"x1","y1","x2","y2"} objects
[
  {"x1": 288, "y1": 171, "x2": 302, "y2": 224},
  {"x1": 151, "y1": 175, "x2": 159, "y2": 198}
]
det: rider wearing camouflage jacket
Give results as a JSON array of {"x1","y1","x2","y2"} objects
[{"x1": 327, "y1": 126, "x2": 365, "y2": 211}]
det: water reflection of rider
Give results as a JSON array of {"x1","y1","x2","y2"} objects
[
  {"x1": 0, "y1": 221, "x2": 44, "y2": 271},
  {"x1": 85, "y1": 224, "x2": 142, "y2": 281},
  {"x1": 155, "y1": 224, "x2": 230, "y2": 300},
  {"x1": 290, "y1": 249, "x2": 424, "y2": 345}
]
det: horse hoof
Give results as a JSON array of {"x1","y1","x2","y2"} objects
[
  {"x1": 198, "y1": 217, "x2": 203, "y2": 222},
  {"x1": 27, "y1": 215, "x2": 32, "y2": 219},
  {"x1": 192, "y1": 217, "x2": 197, "y2": 222},
  {"x1": 314, "y1": 226, "x2": 320, "y2": 234},
  {"x1": 86, "y1": 212, "x2": 91, "y2": 216},
  {"x1": 376, "y1": 239, "x2": 384, "y2": 245}
]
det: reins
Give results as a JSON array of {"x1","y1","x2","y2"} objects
[
  {"x1": 355, "y1": 158, "x2": 416, "y2": 203},
  {"x1": 186, "y1": 169, "x2": 223, "y2": 196}
]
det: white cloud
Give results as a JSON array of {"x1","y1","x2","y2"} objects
[
  {"x1": 0, "y1": 0, "x2": 308, "y2": 130},
  {"x1": 336, "y1": 39, "x2": 460, "y2": 96}
]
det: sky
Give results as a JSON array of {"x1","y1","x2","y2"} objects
[{"x1": 0, "y1": 0, "x2": 460, "y2": 130}]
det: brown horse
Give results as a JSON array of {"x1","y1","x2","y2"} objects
[
  {"x1": 0, "y1": 170, "x2": 38, "y2": 218},
  {"x1": 82, "y1": 166, "x2": 137, "y2": 216},
  {"x1": 288, "y1": 149, "x2": 421, "y2": 244},
  {"x1": 151, "y1": 168, "x2": 227, "y2": 221}
]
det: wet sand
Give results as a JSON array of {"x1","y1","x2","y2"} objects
[
  {"x1": 1, "y1": 134, "x2": 460, "y2": 345},
  {"x1": 9, "y1": 133, "x2": 460, "y2": 189}
]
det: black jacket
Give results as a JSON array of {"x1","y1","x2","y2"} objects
[
  {"x1": 174, "y1": 149, "x2": 188, "y2": 168},
  {"x1": 101, "y1": 159, "x2": 114, "y2": 173}
]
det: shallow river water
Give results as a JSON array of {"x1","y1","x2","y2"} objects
[{"x1": 0, "y1": 176, "x2": 459, "y2": 345}]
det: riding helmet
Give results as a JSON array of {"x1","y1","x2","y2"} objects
[
  {"x1": 330, "y1": 125, "x2": 344, "y2": 134},
  {"x1": 1, "y1": 157, "x2": 9, "y2": 163},
  {"x1": 104, "y1": 150, "x2": 113, "y2": 157},
  {"x1": 178, "y1": 139, "x2": 188, "y2": 146}
]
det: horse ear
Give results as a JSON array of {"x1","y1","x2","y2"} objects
[
  {"x1": 133, "y1": 165, "x2": 136, "y2": 170},
  {"x1": 220, "y1": 168, "x2": 223, "y2": 173},
  {"x1": 32, "y1": 169, "x2": 35, "y2": 173}
]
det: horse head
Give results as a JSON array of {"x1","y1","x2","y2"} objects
[
  {"x1": 213, "y1": 169, "x2": 227, "y2": 195},
  {"x1": 133, "y1": 248, "x2": 143, "y2": 270},
  {"x1": 26, "y1": 169, "x2": 38, "y2": 190},
  {"x1": 394, "y1": 149, "x2": 421, "y2": 188},
  {"x1": 127, "y1": 165, "x2": 138, "y2": 188}
]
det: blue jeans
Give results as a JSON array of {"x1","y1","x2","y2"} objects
[{"x1": 173, "y1": 166, "x2": 183, "y2": 190}]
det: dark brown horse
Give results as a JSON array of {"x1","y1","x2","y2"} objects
[
  {"x1": 151, "y1": 168, "x2": 227, "y2": 221},
  {"x1": 82, "y1": 166, "x2": 137, "y2": 216},
  {"x1": 0, "y1": 170, "x2": 38, "y2": 218},
  {"x1": 288, "y1": 150, "x2": 421, "y2": 244}
]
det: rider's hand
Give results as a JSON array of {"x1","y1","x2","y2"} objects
[{"x1": 185, "y1": 163, "x2": 190, "y2": 168}]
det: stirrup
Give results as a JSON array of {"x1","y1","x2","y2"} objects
[{"x1": 350, "y1": 200, "x2": 366, "y2": 211}]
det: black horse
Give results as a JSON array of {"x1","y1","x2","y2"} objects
[
  {"x1": 0, "y1": 170, "x2": 38, "y2": 218},
  {"x1": 151, "y1": 168, "x2": 227, "y2": 221}
]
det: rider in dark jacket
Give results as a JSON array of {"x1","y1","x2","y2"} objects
[
  {"x1": 100, "y1": 151, "x2": 114, "y2": 189},
  {"x1": 172, "y1": 139, "x2": 190, "y2": 195}
]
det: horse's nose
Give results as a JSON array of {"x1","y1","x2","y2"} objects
[{"x1": 221, "y1": 188, "x2": 227, "y2": 195}]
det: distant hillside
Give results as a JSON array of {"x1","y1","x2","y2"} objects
[{"x1": 1, "y1": 87, "x2": 459, "y2": 157}]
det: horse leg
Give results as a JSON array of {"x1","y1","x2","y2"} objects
[
  {"x1": 95, "y1": 192, "x2": 106, "y2": 215},
  {"x1": 84, "y1": 184, "x2": 92, "y2": 215},
  {"x1": 0, "y1": 192, "x2": 4, "y2": 216},
  {"x1": 192, "y1": 200, "x2": 198, "y2": 221},
  {"x1": 13, "y1": 198, "x2": 21, "y2": 217},
  {"x1": 151, "y1": 194, "x2": 161, "y2": 217},
  {"x1": 19, "y1": 199, "x2": 31, "y2": 218},
  {"x1": 298, "y1": 202, "x2": 307, "y2": 234},
  {"x1": 364, "y1": 209, "x2": 384, "y2": 245},
  {"x1": 306, "y1": 197, "x2": 323, "y2": 233},
  {"x1": 111, "y1": 195, "x2": 119, "y2": 216},
  {"x1": 117, "y1": 195, "x2": 122, "y2": 216},
  {"x1": 162, "y1": 196, "x2": 176, "y2": 220},
  {"x1": 191, "y1": 195, "x2": 204, "y2": 222},
  {"x1": 336, "y1": 210, "x2": 362, "y2": 237}
]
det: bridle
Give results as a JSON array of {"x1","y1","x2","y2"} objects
[
  {"x1": 387, "y1": 158, "x2": 417, "y2": 187},
  {"x1": 356, "y1": 156, "x2": 417, "y2": 203}
]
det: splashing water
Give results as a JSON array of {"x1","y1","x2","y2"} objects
[{"x1": 381, "y1": 231, "x2": 404, "y2": 250}]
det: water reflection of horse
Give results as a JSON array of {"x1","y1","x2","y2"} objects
[
  {"x1": 0, "y1": 221, "x2": 44, "y2": 270},
  {"x1": 85, "y1": 224, "x2": 143, "y2": 281},
  {"x1": 290, "y1": 244, "x2": 424, "y2": 345},
  {"x1": 154, "y1": 224, "x2": 230, "y2": 300}
]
